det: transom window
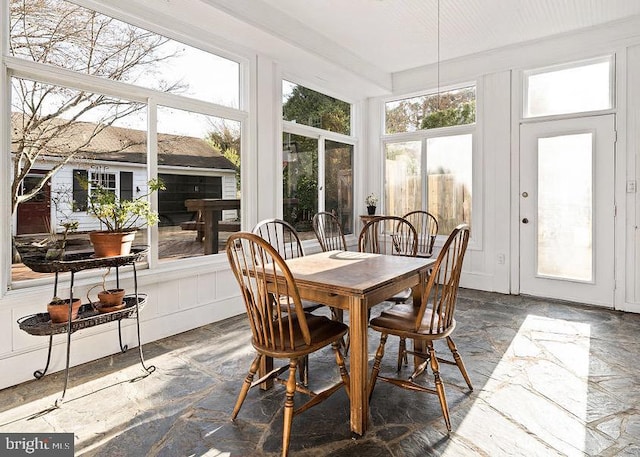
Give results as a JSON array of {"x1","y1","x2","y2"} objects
[
  {"x1": 523, "y1": 56, "x2": 613, "y2": 118},
  {"x1": 385, "y1": 86, "x2": 476, "y2": 134}
]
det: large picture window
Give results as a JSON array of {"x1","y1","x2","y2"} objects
[
  {"x1": 8, "y1": 0, "x2": 245, "y2": 285},
  {"x1": 384, "y1": 85, "x2": 476, "y2": 238}
]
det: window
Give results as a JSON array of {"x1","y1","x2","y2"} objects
[
  {"x1": 120, "y1": 172, "x2": 133, "y2": 201},
  {"x1": 283, "y1": 81, "x2": 351, "y2": 135},
  {"x1": 156, "y1": 106, "x2": 241, "y2": 261},
  {"x1": 524, "y1": 56, "x2": 613, "y2": 118},
  {"x1": 10, "y1": 0, "x2": 240, "y2": 108},
  {"x1": 282, "y1": 82, "x2": 354, "y2": 238},
  {"x1": 385, "y1": 86, "x2": 476, "y2": 134},
  {"x1": 8, "y1": 0, "x2": 246, "y2": 285},
  {"x1": 384, "y1": 86, "x2": 476, "y2": 236}
]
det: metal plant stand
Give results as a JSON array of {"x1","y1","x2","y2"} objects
[{"x1": 17, "y1": 246, "x2": 155, "y2": 406}]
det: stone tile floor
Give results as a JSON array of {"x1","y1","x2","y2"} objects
[{"x1": 1, "y1": 289, "x2": 639, "y2": 456}]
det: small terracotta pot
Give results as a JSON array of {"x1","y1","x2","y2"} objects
[
  {"x1": 89, "y1": 231, "x2": 136, "y2": 257},
  {"x1": 98, "y1": 288, "x2": 125, "y2": 307},
  {"x1": 47, "y1": 298, "x2": 82, "y2": 323}
]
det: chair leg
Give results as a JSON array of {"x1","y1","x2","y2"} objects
[
  {"x1": 332, "y1": 340, "x2": 351, "y2": 398},
  {"x1": 368, "y1": 333, "x2": 388, "y2": 401},
  {"x1": 331, "y1": 308, "x2": 349, "y2": 353},
  {"x1": 446, "y1": 336, "x2": 473, "y2": 390},
  {"x1": 428, "y1": 342, "x2": 451, "y2": 432},
  {"x1": 282, "y1": 359, "x2": 298, "y2": 457},
  {"x1": 231, "y1": 353, "x2": 262, "y2": 420}
]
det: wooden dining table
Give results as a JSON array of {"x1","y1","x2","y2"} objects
[{"x1": 261, "y1": 250, "x2": 435, "y2": 436}]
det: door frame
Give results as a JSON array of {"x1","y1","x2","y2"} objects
[{"x1": 517, "y1": 114, "x2": 616, "y2": 306}]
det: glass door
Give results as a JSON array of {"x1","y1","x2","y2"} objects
[{"x1": 519, "y1": 115, "x2": 615, "y2": 306}]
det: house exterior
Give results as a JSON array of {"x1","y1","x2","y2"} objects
[{"x1": 12, "y1": 116, "x2": 238, "y2": 235}]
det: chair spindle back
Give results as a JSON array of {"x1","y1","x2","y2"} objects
[
  {"x1": 226, "y1": 232, "x2": 311, "y2": 351},
  {"x1": 415, "y1": 224, "x2": 470, "y2": 335},
  {"x1": 358, "y1": 216, "x2": 418, "y2": 257},
  {"x1": 312, "y1": 211, "x2": 348, "y2": 252}
]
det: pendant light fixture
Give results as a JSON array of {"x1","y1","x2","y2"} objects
[{"x1": 436, "y1": 0, "x2": 441, "y2": 110}]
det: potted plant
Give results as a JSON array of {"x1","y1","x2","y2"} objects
[
  {"x1": 47, "y1": 296, "x2": 82, "y2": 323},
  {"x1": 87, "y1": 268, "x2": 125, "y2": 313},
  {"x1": 366, "y1": 193, "x2": 378, "y2": 216},
  {"x1": 85, "y1": 177, "x2": 165, "y2": 257}
]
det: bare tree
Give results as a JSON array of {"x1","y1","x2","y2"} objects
[{"x1": 9, "y1": 0, "x2": 184, "y2": 214}]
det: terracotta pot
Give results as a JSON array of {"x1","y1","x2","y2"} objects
[
  {"x1": 90, "y1": 231, "x2": 136, "y2": 257},
  {"x1": 47, "y1": 298, "x2": 82, "y2": 323},
  {"x1": 98, "y1": 288, "x2": 125, "y2": 307}
]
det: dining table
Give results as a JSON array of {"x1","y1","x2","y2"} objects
[{"x1": 261, "y1": 249, "x2": 435, "y2": 436}]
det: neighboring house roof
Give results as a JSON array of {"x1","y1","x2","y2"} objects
[{"x1": 11, "y1": 113, "x2": 236, "y2": 171}]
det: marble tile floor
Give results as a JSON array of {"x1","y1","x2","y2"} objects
[{"x1": 1, "y1": 289, "x2": 639, "y2": 456}]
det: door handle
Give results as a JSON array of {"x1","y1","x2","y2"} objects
[{"x1": 522, "y1": 218, "x2": 529, "y2": 224}]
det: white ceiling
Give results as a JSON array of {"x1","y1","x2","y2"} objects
[{"x1": 204, "y1": 0, "x2": 640, "y2": 75}]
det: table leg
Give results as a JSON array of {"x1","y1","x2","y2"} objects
[
  {"x1": 202, "y1": 210, "x2": 222, "y2": 255},
  {"x1": 259, "y1": 355, "x2": 274, "y2": 391},
  {"x1": 412, "y1": 270, "x2": 428, "y2": 368},
  {"x1": 349, "y1": 296, "x2": 368, "y2": 435}
]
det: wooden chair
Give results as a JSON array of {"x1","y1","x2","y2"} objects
[
  {"x1": 253, "y1": 218, "x2": 305, "y2": 260},
  {"x1": 312, "y1": 211, "x2": 348, "y2": 251},
  {"x1": 226, "y1": 232, "x2": 350, "y2": 457},
  {"x1": 358, "y1": 216, "x2": 418, "y2": 257},
  {"x1": 367, "y1": 224, "x2": 472, "y2": 432},
  {"x1": 252, "y1": 218, "x2": 322, "y2": 385},
  {"x1": 358, "y1": 215, "x2": 419, "y2": 370},
  {"x1": 312, "y1": 211, "x2": 349, "y2": 349},
  {"x1": 403, "y1": 210, "x2": 439, "y2": 258}
]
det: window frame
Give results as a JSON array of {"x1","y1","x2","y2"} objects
[
  {"x1": 381, "y1": 81, "x2": 482, "y2": 251},
  {"x1": 3, "y1": 0, "x2": 251, "y2": 290},
  {"x1": 281, "y1": 76, "x2": 356, "y2": 242}
]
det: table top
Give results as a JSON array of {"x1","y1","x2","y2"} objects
[{"x1": 284, "y1": 250, "x2": 434, "y2": 297}]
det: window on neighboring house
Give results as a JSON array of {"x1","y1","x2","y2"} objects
[
  {"x1": 72, "y1": 170, "x2": 88, "y2": 212},
  {"x1": 120, "y1": 172, "x2": 133, "y2": 201},
  {"x1": 384, "y1": 85, "x2": 476, "y2": 237},
  {"x1": 524, "y1": 56, "x2": 613, "y2": 118},
  {"x1": 282, "y1": 82, "x2": 354, "y2": 238},
  {"x1": 7, "y1": 0, "x2": 246, "y2": 285}
]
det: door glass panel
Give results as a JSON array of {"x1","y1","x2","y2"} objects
[
  {"x1": 283, "y1": 133, "x2": 317, "y2": 236},
  {"x1": 325, "y1": 140, "x2": 353, "y2": 235},
  {"x1": 537, "y1": 133, "x2": 593, "y2": 281}
]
